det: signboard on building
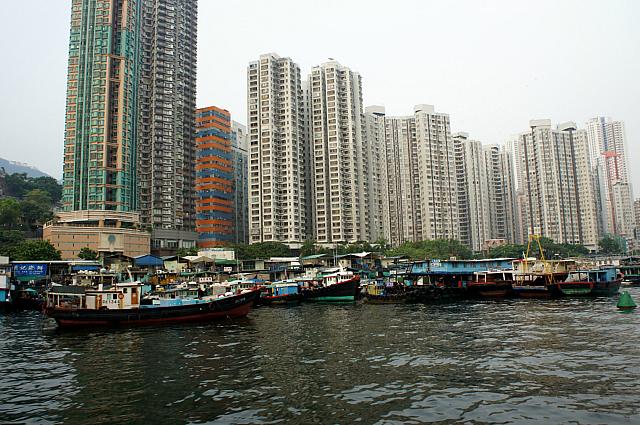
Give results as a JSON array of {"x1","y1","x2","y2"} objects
[
  {"x1": 223, "y1": 267, "x2": 233, "y2": 272},
  {"x1": 13, "y1": 263, "x2": 48, "y2": 281}
]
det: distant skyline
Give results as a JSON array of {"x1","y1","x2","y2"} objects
[{"x1": 1, "y1": 0, "x2": 639, "y2": 191}]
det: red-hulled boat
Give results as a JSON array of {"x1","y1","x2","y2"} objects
[
  {"x1": 45, "y1": 282, "x2": 260, "y2": 328},
  {"x1": 468, "y1": 271, "x2": 514, "y2": 298}
]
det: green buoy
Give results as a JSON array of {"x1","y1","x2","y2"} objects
[{"x1": 617, "y1": 291, "x2": 637, "y2": 310}]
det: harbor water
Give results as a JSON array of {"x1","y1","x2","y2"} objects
[{"x1": 2, "y1": 288, "x2": 640, "y2": 424}]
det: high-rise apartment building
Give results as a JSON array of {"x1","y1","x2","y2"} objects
[
  {"x1": 138, "y1": 0, "x2": 198, "y2": 253},
  {"x1": 231, "y1": 121, "x2": 249, "y2": 244},
  {"x1": 571, "y1": 128, "x2": 601, "y2": 250},
  {"x1": 634, "y1": 199, "x2": 640, "y2": 241},
  {"x1": 195, "y1": 106, "x2": 233, "y2": 248},
  {"x1": 585, "y1": 117, "x2": 635, "y2": 240},
  {"x1": 61, "y1": 0, "x2": 140, "y2": 212},
  {"x1": 307, "y1": 61, "x2": 367, "y2": 245},
  {"x1": 363, "y1": 106, "x2": 389, "y2": 244},
  {"x1": 247, "y1": 54, "x2": 308, "y2": 248},
  {"x1": 46, "y1": 0, "x2": 150, "y2": 259},
  {"x1": 363, "y1": 104, "x2": 459, "y2": 247},
  {"x1": 516, "y1": 120, "x2": 586, "y2": 245},
  {"x1": 415, "y1": 105, "x2": 459, "y2": 241},
  {"x1": 454, "y1": 133, "x2": 490, "y2": 252},
  {"x1": 381, "y1": 115, "x2": 421, "y2": 245},
  {"x1": 484, "y1": 144, "x2": 518, "y2": 245}
]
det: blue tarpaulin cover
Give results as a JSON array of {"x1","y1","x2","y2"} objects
[{"x1": 134, "y1": 255, "x2": 164, "y2": 267}]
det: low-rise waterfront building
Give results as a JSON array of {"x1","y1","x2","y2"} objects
[{"x1": 43, "y1": 211, "x2": 150, "y2": 259}]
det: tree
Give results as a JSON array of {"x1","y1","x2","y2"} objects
[
  {"x1": 300, "y1": 239, "x2": 319, "y2": 257},
  {"x1": 0, "y1": 230, "x2": 25, "y2": 256},
  {"x1": 372, "y1": 238, "x2": 390, "y2": 252},
  {"x1": 3, "y1": 173, "x2": 32, "y2": 199},
  {"x1": 231, "y1": 242, "x2": 291, "y2": 260},
  {"x1": 386, "y1": 239, "x2": 473, "y2": 260},
  {"x1": 485, "y1": 244, "x2": 527, "y2": 259},
  {"x1": 176, "y1": 247, "x2": 198, "y2": 257},
  {"x1": 599, "y1": 235, "x2": 625, "y2": 255},
  {"x1": 20, "y1": 189, "x2": 53, "y2": 231},
  {"x1": 78, "y1": 247, "x2": 99, "y2": 261},
  {"x1": 32, "y1": 176, "x2": 63, "y2": 203},
  {"x1": 0, "y1": 198, "x2": 21, "y2": 229},
  {"x1": 9, "y1": 240, "x2": 61, "y2": 261}
]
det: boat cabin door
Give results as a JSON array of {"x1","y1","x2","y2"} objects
[
  {"x1": 131, "y1": 287, "x2": 139, "y2": 305},
  {"x1": 96, "y1": 294, "x2": 102, "y2": 309}
]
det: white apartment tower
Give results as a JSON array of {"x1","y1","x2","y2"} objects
[
  {"x1": 307, "y1": 61, "x2": 367, "y2": 245},
  {"x1": 484, "y1": 144, "x2": 518, "y2": 244},
  {"x1": 571, "y1": 128, "x2": 601, "y2": 250},
  {"x1": 415, "y1": 105, "x2": 459, "y2": 241},
  {"x1": 247, "y1": 54, "x2": 308, "y2": 247},
  {"x1": 454, "y1": 133, "x2": 490, "y2": 252},
  {"x1": 384, "y1": 115, "x2": 422, "y2": 245},
  {"x1": 517, "y1": 120, "x2": 584, "y2": 245},
  {"x1": 585, "y1": 117, "x2": 635, "y2": 240},
  {"x1": 363, "y1": 106, "x2": 389, "y2": 243}
]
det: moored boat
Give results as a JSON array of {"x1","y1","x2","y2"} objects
[
  {"x1": 44, "y1": 282, "x2": 260, "y2": 328},
  {"x1": 552, "y1": 267, "x2": 622, "y2": 297},
  {"x1": 361, "y1": 280, "x2": 422, "y2": 304},
  {"x1": 259, "y1": 282, "x2": 301, "y2": 306},
  {"x1": 619, "y1": 256, "x2": 640, "y2": 286},
  {"x1": 468, "y1": 271, "x2": 514, "y2": 298},
  {"x1": 301, "y1": 270, "x2": 360, "y2": 303},
  {"x1": 509, "y1": 236, "x2": 577, "y2": 299}
]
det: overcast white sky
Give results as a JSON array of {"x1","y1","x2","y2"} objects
[{"x1": 1, "y1": 0, "x2": 639, "y2": 191}]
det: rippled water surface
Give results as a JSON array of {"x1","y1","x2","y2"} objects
[{"x1": 2, "y1": 288, "x2": 640, "y2": 424}]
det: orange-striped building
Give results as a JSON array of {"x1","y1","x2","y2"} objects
[{"x1": 195, "y1": 106, "x2": 234, "y2": 248}]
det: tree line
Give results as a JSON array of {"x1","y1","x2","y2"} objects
[
  {"x1": 181, "y1": 235, "x2": 627, "y2": 262},
  {"x1": 0, "y1": 171, "x2": 63, "y2": 260}
]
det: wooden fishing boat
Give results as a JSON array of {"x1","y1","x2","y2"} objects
[
  {"x1": 510, "y1": 236, "x2": 576, "y2": 299},
  {"x1": 619, "y1": 257, "x2": 640, "y2": 286},
  {"x1": 258, "y1": 282, "x2": 301, "y2": 306},
  {"x1": 301, "y1": 270, "x2": 360, "y2": 303},
  {"x1": 468, "y1": 271, "x2": 514, "y2": 298},
  {"x1": 361, "y1": 280, "x2": 422, "y2": 304},
  {"x1": 44, "y1": 282, "x2": 260, "y2": 328}
]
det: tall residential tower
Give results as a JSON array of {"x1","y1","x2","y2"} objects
[
  {"x1": 46, "y1": 0, "x2": 150, "y2": 259},
  {"x1": 138, "y1": 0, "x2": 198, "y2": 253},
  {"x1": 195, "y1": 106, "x2": 233, "y2": 248},
  {"x1": 247, "y1": 54, "x2": 308, "y2": 247},
  {"x1": 307, "y1": 61, "x2": 367, "y2": 245}
]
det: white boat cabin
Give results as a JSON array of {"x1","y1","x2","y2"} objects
[{"x1": 47, "y1": 282, "x2": 144, "y2": 310}]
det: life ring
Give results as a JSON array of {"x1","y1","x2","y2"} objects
[{"x1": 118, "y1": 293, "x2": 124, "y2": 300}]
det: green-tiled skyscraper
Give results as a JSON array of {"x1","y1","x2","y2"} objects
[
  {"x1": 46, "y1": 0, "x2": 149, "y2": 260},
  {"x1": 62, "y1": 0, "x2": 140, "y2": 211}
]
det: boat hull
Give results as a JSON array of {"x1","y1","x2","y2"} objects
[
  {"x1": 591, "y1": 279, "x2": 622, "y2": 297},
  {"x1": 45, "y1": 290, "x2": 260, "y2": 328},
  {"x1": 302, "y1": 277, "x2": 360, "y2": 303},
  {"x1": 556, "y1": 281, "x2": 594, "y2": 296},
  {"x1": 467, "y1": 282, "x2": 513, "y2": 299},
  {"x1": 512, "y1": 285, "x2": 553, "y2": 299},
  {"x1": 362, "y1": 289, "x2": 423, "y2": 304},
  {"x1": 410, "y1": 285, "x2": 469, "y2": 303},
  {"x1": 258, "y1": 293, "x2": 301, "y2": 306},
  {"x1": 622, "y1": 275, "x2": 640, "y2": 286}
]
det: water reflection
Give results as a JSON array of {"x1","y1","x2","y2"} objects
[{"x1": 1, "y1": 289, "x2": 639, "y2": 424}]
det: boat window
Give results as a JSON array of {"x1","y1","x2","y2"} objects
[
  {"x1": 113, "y1": 294, "x2": 118, "y2": 300},
  {"x1": 123, "y1": 288, "x2": 128, "y2": 294}
]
